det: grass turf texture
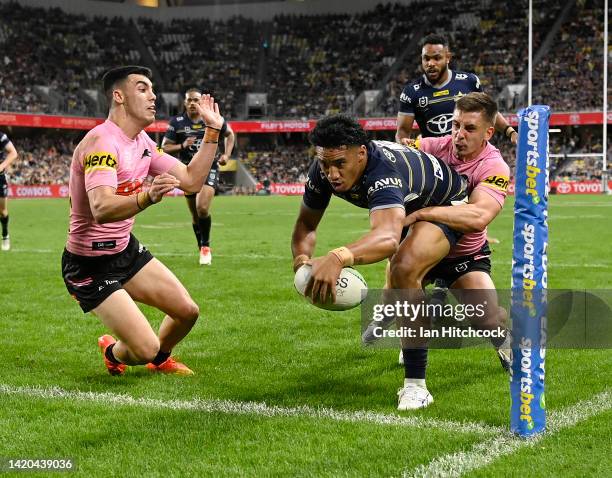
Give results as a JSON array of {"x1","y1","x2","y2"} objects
[{"x1": 0, "y1": 195, "x2": 610, "y2": 477}]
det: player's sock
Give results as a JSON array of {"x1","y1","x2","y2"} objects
[
  {"x1": 0, "y1": 215, "x2": 8, "y2": 238},
  {"x1": 198, "y1": 215, "x2": 212, "y2": 247},
  {"x1": 151, "y1": 350, "x2": 171, "y2": 366},
  {"x1": 402, "y1": 348, "x2": 428, "y2": 379},
  {"x1": 490, "y1": 329, "x2": 509, "y2": 349},
  {"x1": 104, "y1": 343, "x2": 123, "y2": 365},
  {"x1": 404, "y1": 378, "x2": 426, "y2": 388},
  {"x1": 192, "y1": 223, "x2": 201, "y2": 249}
]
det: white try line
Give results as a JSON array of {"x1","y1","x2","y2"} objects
[
  {"x1": 402, "y1": 389, "x2": 611, "y2": 478},
  {"x1": 0, "y1": 384, "x2": 502, "y2": 436}
]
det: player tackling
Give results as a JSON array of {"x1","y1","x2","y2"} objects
[{"x1": 61, "y1": 65, "x2": 223, "y2": 376}]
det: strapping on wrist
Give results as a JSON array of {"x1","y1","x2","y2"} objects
[{"x1": 328, "y1": 247, "x2": 354, "y2": 267}]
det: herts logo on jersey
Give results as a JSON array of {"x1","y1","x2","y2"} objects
[
  {"x1": 84, "y1": 152, "x2": 117, "y2": 173},
  {"x1": 481, "y1": 175, "x2": 510, "y2": 192},
  {"x1": 426, "y1": 113, "x2": 453, "y2": 135},
  {"x1": 367, "y1": 177, "x2": 403, "y2": 196}
]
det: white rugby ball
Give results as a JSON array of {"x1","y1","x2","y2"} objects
[{"x1": 294, "y1": 264, "x2": 368, "y2": 311}]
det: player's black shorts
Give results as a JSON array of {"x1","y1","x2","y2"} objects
[
  {"x1": 184, "y1": 161, "x2": 220, "y2": 197},
  {"x1": 425, "y1": 242, "x2": 492, "y2": 287},
  {"x1": 61, "y1": 234, "x2": 154, "y2": 313},
  {"x1": 0, "y1": 174, "x2": 8, "y2": 198},
  {"x1": 401, "y1": 222, "x2": 463, "y2": 248}
]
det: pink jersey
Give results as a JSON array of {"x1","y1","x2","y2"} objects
[
  {"x1": 67, "y1": 120, "x2": 178, "y2": 256},
  {"x1": 419, "y1": 135, "x2": 510, "y2": 258}
]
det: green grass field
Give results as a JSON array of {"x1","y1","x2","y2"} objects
[{"x1": 0, "y1": 195, "x2": 610, "y2": 477}]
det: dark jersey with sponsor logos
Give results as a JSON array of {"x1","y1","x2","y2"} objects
[
  {"x1": 0, "y1": 131, "x2": 10, "y2": 169},
  {"x1": 398, "y1": 70, "x2": 482, "y2": 137},
  {"x1": 164, "y1": 115, "x2": 228, "y2": 166},
  {"x1": 303, "y1": 140, "x2": 467, "y2": 215}
]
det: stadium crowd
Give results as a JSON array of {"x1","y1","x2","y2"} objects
[{"x1": 1, "y1": 0, "x2": 609, "y2": 119}]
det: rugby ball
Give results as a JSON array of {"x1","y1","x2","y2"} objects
[{"x1": 294, "y1": 264, "x2": 368, "y2": 311}]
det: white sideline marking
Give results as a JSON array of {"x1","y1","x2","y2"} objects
[
  {"x1": 0, "y1": 384, "x2": 501, "y2": 436},
  {"x1": 403, "y1": 390, "x2": 611, "y2": 478}
]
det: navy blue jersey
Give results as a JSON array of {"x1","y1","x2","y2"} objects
[
  {"x1": 398, "y1": 70, "x2": 482, "y2": 137},
  {"x1": 0, "y1": 131, "x2": 11, "y2": 177},
  {"x1": 303, "y1": 140, "x2": 467, "y2": 215},
  {"x1": 164, "y1": 115, "x2": 228, "y2": 165}
]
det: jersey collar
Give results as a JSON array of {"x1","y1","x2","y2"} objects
[{"x1": 422, "y1": 69, "x2": 453, "y2": 89}]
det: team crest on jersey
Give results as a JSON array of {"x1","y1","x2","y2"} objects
[
  {"x1": 418, "y1": 96, "x2": 428, "y2": 107},
  {"x1": 481, "y1": 175, "x2": 509, "y2": 192},
  {"x1": 84, "y1": 152, "x2": 117, "y2": 173}
]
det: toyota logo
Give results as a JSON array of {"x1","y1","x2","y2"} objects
[
  {"x1": 556, "y1": 182, "x2": 571, "y2": 194},
  {"x1": 426, "y1": 113, "x2": 453, "y2": 135}
]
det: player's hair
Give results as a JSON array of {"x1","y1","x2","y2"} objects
[
  {"x1": 184, "y1": 86, "x2": 204, "y2": 97},
  {"x1": 421, "y1": 33, "x2": 448, "y2": 49},
  {"x1": 309, "y1": 114, "x2": 368, "y2": 148},
  {"x1": 455, "y1": 92, "x2": 498, "y2": 126},
  {"x1": 102, "y1": 65, "x2": 152, "y2": 103}
]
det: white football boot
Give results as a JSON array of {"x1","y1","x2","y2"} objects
[
  {"x1": 1, "y1": 236, "x2": 9, "y2": 251},
  {"x1": 397, "y1": 383, "x2": 434, "y2": 411},
  {"x1": 199, "y1": 246, "x2": 212, "y2": 265}
]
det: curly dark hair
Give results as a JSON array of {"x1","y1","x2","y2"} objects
[{"x1": 309, "y1": 114, "x2": 369, "y2": 148}]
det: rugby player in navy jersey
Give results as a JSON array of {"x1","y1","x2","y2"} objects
[
  {"x1": 0, "y1": 131, "x2": 19, "y2": 251},
  {"x1": 395, "y1": 34, "x2": 518, "y2": 144},
  {"x1": 291, "y1": 114, "x2": 470, "y2": 410},
  {"x1": 162, "y1": 87, "x2": 235, "y2": 265}
]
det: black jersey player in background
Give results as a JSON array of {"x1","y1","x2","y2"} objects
[
  {"x1": 162, "y1": 87, "x2": 235, "y2": 265},
  {"x1": 0, "y1": 130, "x2": 19, "y2": 251},
  {"x1": 291, "y1": 114, "x2": 470, "y2": 410},
  {"x1": 395, "y1": 34, "x2": 518, "y2": 145}
]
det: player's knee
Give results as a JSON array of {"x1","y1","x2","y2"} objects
[
  {"x1": 196, "y1": 206, "x2": 209, "y2": 218},
  {"x1": 131, "y1": 339, "x2": 160, "y2": 364},
  {"x1": 389, "y1": 257, "x2": 423, "y2": 289},
  {"x1": 175, "y1": 299, "x2": 199, "y2": 323}
]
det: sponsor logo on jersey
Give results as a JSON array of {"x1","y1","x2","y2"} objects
[
  {"x1": 424, "y1": 153, "x2": 444, "y2": 181},
  {"x1": 433, "y1": 89, "x2": 450, "y2": 97},
  {"x1": 455, "y1": 73, "x2": 468, "y2": 80},
  {"x1": 426, "y1": 113, "x2": 453, "y2": 135},
  {"x1": 413, "y1": 84, "x2": 420, "y2": 91},
  {"x1": 418, "y1": 96, "x2": 428, "y2": 107},
  {"x1": 481, "y1": 174, "x2": 510, "y2": 192},
  {"x1": 367, "y1": 177, "x2": 403, "y2": 196},
  {"x1": 306, "y1": 179, "x2": 320, "y2": 193},
  {"x1": 400, "y1": 92, "x2": 410, "y2": 103},
  {"x1": 84, "y1": 152, "x2": 117, "y2": 173}
]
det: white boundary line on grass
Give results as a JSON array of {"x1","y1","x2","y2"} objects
[
  {"x1": 0, "y1": 384, "x2": 501, "y2": 436},
  {"x1": 403, "y1": 389, "x2": 611, "y2": 478}
]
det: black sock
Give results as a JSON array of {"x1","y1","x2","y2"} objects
[
  {"x1": 105, "y1": 343, "x2": 122, "y2": 365},
  {"x1": 0, "y1": 215, "x2": 8, "y2": 238},
  {"x1": 402, "y1": 348, "x2": 428, "y2": 379},
  {"x1": 152, "y1": 350, "x2": 170, "y2": 366},
  {"x1": 192, "y1": 223, "x2": 201, "y2": 249},
  {"x1": 198, "y1": 215, "x2": 212, "y2": 247}
]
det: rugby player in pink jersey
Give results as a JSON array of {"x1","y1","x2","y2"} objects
[
  {"x1": 392, "y1": 92, "x2": 511, "y2": 409},
  {"x1": 61, "y1": 66, "x2": 224, "y2": 376}
]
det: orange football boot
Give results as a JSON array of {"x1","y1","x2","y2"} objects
[
  {"x1": 146, "y1": 357, "x2": 194, "y2": 375},
  {"x1": 97, "y1": 334, "x2": 127, "y2": 376}
]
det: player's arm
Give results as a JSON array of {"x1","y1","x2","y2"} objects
[
  {"x1": 494, "y1": 112, "x2": 518, "y2": 145},
  {"x1": 219, "y1": 124, "x2": 235, "y2": 165},
  {"x1": 291, "y1": 203, "x2": 325, "y2": 272},
  {"x1": 306, "y1": 206, "x2": 405, "y2": 304},
  {"x1": 166, "y1": 96, "x2": 223, "y2": 193},
  {"x1": 161, "y1": 136, "x2": 195, "y2": 155},
  {"x1": 406, "y1": 188, "x2": 502, "y2": 233},
  {"x1": 88, "y1": 174, "x2": 180, "y2": 224},
  {"x1": 395, "y1": 114, "x2": 416, "y2": 145},
  {"x1": 0, "y1": 141, "x2": 18, "y2": 172}
]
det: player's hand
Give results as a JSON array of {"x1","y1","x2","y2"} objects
[
  {"x1": 404, "y1": 211, "x2": 420, "y2": 227},
  {"x1": 218, "y1": 154, "x2": 229, "y2": 166},
  {"x1": 182, "y1": 137, "x2": 196, "y2": 149},
  {"x1": 399, "y1": 138, "x2": 416, "y2": 148},
  {"x1": 147, "y1": 173, "x2": 181, "y2": 203},
  {"x1": 194, "y1": 94, "x2": 224, "y2": 130},
  {"x1": 510, "y1": 131, "x2": 518, "y2": 145},
  {"x1": 304, "y1": 253, "x2": 343, "y2": 305}
]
